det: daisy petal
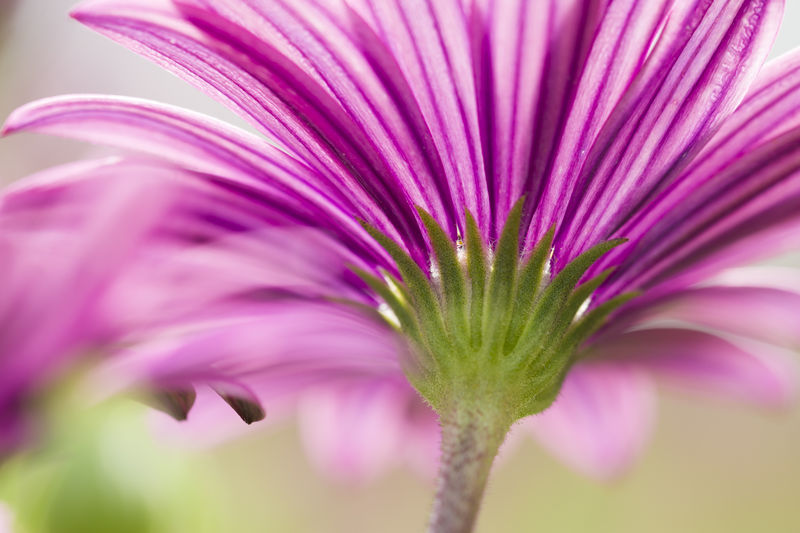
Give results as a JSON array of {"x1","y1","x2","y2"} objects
[
  {"x1": 108, "y1": 227, "x2": 377, "y2": 330},
  {"x1": 2, "y1": 94, "x2": 388, "y2": 263},
  {"x1": 71, "y1": 0, "x2": 431, "y2": 255},
  {"x1": 602, "y1": 49, "x2": 800, "y2": 293},
  {"x1": 557, "y1": 0, "x2": 784, "y2": 261},
  {"x1": 0, "y1": 158, "x2": 186, "y2": 454},
  {"x1": 363, "y1": 0, "x2": 489, "y2": 233},
  {"x1": 99, "y1": 301, "x2": 403, "y2": 408},
  {"x1": 298, "y1": 379, "x2": 409, "y2": 483},
  {"x1": 477, "y1": 0, "x2": 549, "y2": 234},
  {"x1": 606, "y1": 126, "x2": 800, "y2": 295},
  {"x1": 529, "y1": 363, "x2": 656, "y2": 479},
  {"x1": 532, "y1": 0, "x2": 672, "y2": 244},
  {"x1": 641, "y1": 285, "x2": 800, "y2": 348},
  {"x1": 590, "y1": 328, "x2": 798, "y2": 407}
]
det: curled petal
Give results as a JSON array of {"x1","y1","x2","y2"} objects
[
  {"x1": 212, "y1": 382, "x2": 266, "y2": 424},
  {"x1": 96, "y1": 301, "x2": 404, "y2": 413},
  {"x1": 150, "y1": 386, "x2": 197, "y2": 421}
]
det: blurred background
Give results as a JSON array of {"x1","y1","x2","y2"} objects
[{"x1": 1, "y1": 1, "x2": 800, "y2": 532}]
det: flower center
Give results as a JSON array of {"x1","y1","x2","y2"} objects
[{"x1": 356, "y1": 202, "x2": 635, "y2": 424}]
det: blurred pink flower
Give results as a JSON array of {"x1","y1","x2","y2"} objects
[
  {"x1": 0, "y1": 160, "x2": 182, "y2": 452},
  {"x1": 2, "y1": 0, "x2": 800, "y2": 484}
]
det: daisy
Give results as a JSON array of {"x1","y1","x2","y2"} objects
[{"x1": 4, "y1": 1, "x2": 800, "y2": 531}]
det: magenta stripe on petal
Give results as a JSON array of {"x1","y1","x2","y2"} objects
[
  {"x1": 479, "y1": 0, "x2": 549, "y2": 236},
  {"x1": 530, "y1": 0, "x2": 671, "y2": 247},
  {"x1": 557, "y1": 0, "x2": 783, "y2": 264},
  {"x1": 71, "y1": 0, "x2": 432, "y2": 258},
  {"x1": 2, "y1": 95, "x2": 391, "y2": 266},
  {"x1": 364, "y1": 0, "x2": 490, "y2": 236},
  {"x1": 178, "y1": 0, "x2": 458, "y2": 240}
]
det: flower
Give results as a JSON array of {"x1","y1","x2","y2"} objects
[
  {"x1": 0, "y1": 161, "x2": 180, "y2": 453},
  {"x1": 4, "y1": 0, "x2": 800, "y2": 529}
]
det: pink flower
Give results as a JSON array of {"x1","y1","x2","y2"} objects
[
  {"x1": 2, "y1": 0, "x2": 800, "y2": 494},
  {"x1": 0, "y1": 160, "x2": 183, "y2": 453}
]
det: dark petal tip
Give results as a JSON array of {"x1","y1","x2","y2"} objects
[
  {"x1": 221, "y1": 394, "x2": 266, "y2": 425},
  {"x1": 151, "y1": 387, "x2": 197, "y2": 421}
]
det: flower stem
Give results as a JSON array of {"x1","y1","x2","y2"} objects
[{"x1": 427, "y1": 406, "x2": 509, "y2": 533}]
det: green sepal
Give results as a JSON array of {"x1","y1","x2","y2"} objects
[
  {"x1": 482, "y1": 199, "x2": 524, "y2": 356},
  {"x1": 504, "y1": 225, "x2": 555, "y2": 352},
  {"x1": 564, "y1": 291, "x2": 640, "y2": 357},
  {"x1": 360, "y1": 222, "x2": 454, "y2": 372},
  {"x1": 533, "y1": 238, "x2": 625, "y2": 320},
  {"x1": 358, "y1": 209, "x2": 636, "y2": 422},
  {"x1": 465, "y1": 210, "x2": 487, "y2": 349},
  {"x1": 351, "y1": 266, "x2": 421, "y2": 341},
  {"x1": 513, "y1": 238, "x2": 626, "y2": 358},
  {"x1": 417, "y1": 207, "x2": 469, "y2": 343},
  {"x1": 517, "y1": 367, "x2": 570, "y2": 419},
  {"x1": 555, "y1": 267, "x2": 616, "y2": 336},
  {"x1": 515, "y1": 283, "x2": 635, "y2": 396}
]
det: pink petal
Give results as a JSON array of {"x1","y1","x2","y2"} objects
[
  {"x1": 363, "y1": 0, "x2": 489, "y2": 233},
  {"x1": 528, "y1": 363, "x2": 656, "y2": 479},
  {"x1": 2, "y1": 95, "x2": 387, "y2": 264},
  {"x1": 533, "y1": 0, "x2": 672, "y2": 244},
  {"x1": 72, "y1": 0, "x2": 447, "y2": 252},
  {"x1": 557, "y1": 0, "x2": 783, "y2": 261},
  {"x1": 611, "y1": 48, "x2": 800, "y2": 277},
  {"x1": 95, "y1": 301, "x2": 404, "y2": 416},
  {"x1": 298, "y1": 379, "x2": 410, "y2": 483},
  {"x1": 600, "y1": 47, "x2": 800, "y2": 296},
  {"x1": 590, "y1": 328, "x2": 798, "y2": 407},
  {"x1": 602, "y1": 126, "x2": 800, "y2": 297},
  {"x1": 479, "y1": 0, "x2": 549, "y2": 234},
  {"x1": 642, "y1": 284, "x2": 800, "y2": 348},
  {"x1": 0, "y1": 159, "x2": 179, "y2": 402},
  {"x1": 105, "y1": 227, "x2": 378, "y2": 331}
]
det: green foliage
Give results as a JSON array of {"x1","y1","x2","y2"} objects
[
  {"x1": 0, "y1": 400, "x2": 222, "y2": 533},
  {"x1": 464, "y1": 211, "x2": 487, "y2": 349}
]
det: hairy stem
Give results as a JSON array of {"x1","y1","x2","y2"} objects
[{"x1": 427, "y1": 406, "x2": 509, "y2": 533}]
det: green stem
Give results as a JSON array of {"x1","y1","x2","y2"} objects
[{"x1": 427, "y1": 406, "x2": 509, "y2": 533}]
